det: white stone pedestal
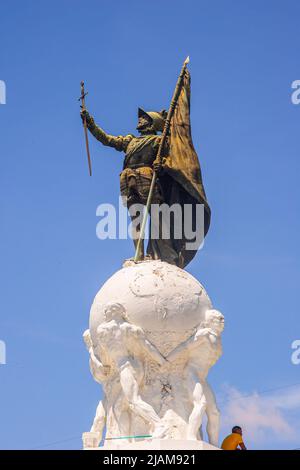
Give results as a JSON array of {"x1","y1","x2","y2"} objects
[
  {"x1": 82, "y1": 433, "x2": 220, "y2": 450},
  {"x1": 83, "y1": 260, "x2": 225, "y2": 450}
]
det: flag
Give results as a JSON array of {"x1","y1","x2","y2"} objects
[{"x1": 159, "y1": 68, "x2": 211, "y2": 267}]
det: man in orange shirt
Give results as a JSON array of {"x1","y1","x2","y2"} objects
[{"x1": 221, "y1": 426, "x2": 247, "y2": 450}]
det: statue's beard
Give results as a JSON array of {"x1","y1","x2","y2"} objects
[
  {"x1": 136, "y1": 122, "x2": 148, "y2": 130},
  {"x1": 136, "y1": 124, "x2": 155, "y2": 134}
]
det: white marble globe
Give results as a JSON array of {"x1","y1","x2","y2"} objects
[{"x1": 89, "y1": 260, "x2": 212, "y2": 354}]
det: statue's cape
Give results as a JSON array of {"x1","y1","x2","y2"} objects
[{"x1": 159, "y1": 69, "x2": 211, "y2": 267}]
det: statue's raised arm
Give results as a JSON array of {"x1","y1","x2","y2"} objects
[{"x1": 80, "y1": 109, "x2": 133, "y2": 152}]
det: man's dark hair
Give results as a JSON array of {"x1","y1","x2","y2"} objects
[{"x1": 232, "y1": 426, "x2": 242, "y2": 433}]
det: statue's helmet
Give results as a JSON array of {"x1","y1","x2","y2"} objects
[{"x1": 138, "y1": 108, "x2": 167, "y2": 133}]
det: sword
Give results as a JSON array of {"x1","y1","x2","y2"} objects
[{"x1": 79, "y1": 81, "x2": 92, "y2": 176}]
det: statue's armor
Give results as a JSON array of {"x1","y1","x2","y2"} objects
[
  {"x1": 121, "y1": 135, "x2": 163, "y2": 205},
  {"x1": 85, "y1": 112, "x2": 180, "y2": 265},
  {"x1": 123, "y1": 135, "x2": 159, "y2": 169}
]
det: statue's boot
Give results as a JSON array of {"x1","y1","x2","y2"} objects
[
  {"x1": 128, "y1": 206, "x2": 144, "y2": 261},
  {"x1": 133, "y1": 235, "x2": 144, "y2": 261}
]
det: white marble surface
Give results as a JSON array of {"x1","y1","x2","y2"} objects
[
  {"x1": 83, "y1": 434, "x2": 220, "y2": 450},
  {"x1": 83, "y1": 260, "x2": 224, "y2": 449}
]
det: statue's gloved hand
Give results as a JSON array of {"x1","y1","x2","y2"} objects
[
  {"x1": 80, "y1": 107, "x2": 92, "y2": 124},
  {"x1": 153, "y1": 159, "x2": 162, "y2": 173}
]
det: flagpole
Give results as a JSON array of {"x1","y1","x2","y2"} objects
[{"x1": 133, "y1": 56, "x2": 190, "y2": 263}]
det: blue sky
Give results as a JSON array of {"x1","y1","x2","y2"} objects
[{"x1": 0, "y1": 0, "x2": 300, "y2": 450}]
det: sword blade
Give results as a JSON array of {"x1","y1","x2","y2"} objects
[{"x1": 83, "y1": 117, "x2": 92, "y2": 176}]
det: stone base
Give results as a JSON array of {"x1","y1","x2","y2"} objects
[
  {"x1": 83, "y1": 433, "x2": 220, "y2": 451},
  {"x1": 84, "y1": 261, "x2": 224, "y2": 454}
]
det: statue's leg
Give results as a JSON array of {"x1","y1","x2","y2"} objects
[
  {"x1": 186, "y1": 369, "x2": 207, "y2": 440},
  {"x1": 113, "y1": 392, "x2": 131, "y2": 441},
  {"x1": 128, "y1": 203, "x2": 144, "y2": 260},
  {"x1": 203, "y1": 381, "x2": 220, "y2": 447},
  {"x1": 119, "y1": 361, "x2": 162, "y2": 431},
  {"x1": 147, "y1": 209, "x2": 178, "y2": 265},
  {"x1": 127, "y1": 176, "x2": 142, "y2": 205},
  {"x1": 89, "y1": 398, "x2": 106, "y2": 446}
]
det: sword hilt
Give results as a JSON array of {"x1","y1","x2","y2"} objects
[
  {"x1": 78, "y1": 81, "x2": 88, "y2": 105},
  {"x1": 78, "y1": 92, "x2": 88, "y2": 102}
]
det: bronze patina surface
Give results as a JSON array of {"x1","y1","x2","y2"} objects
[{"x1": 80, "y1": 62, "x2": 210, "y2": 267}]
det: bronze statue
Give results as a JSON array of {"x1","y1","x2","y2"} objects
[{"x1": 80, "y1": 58, "x2": 211, "y2": 268}]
